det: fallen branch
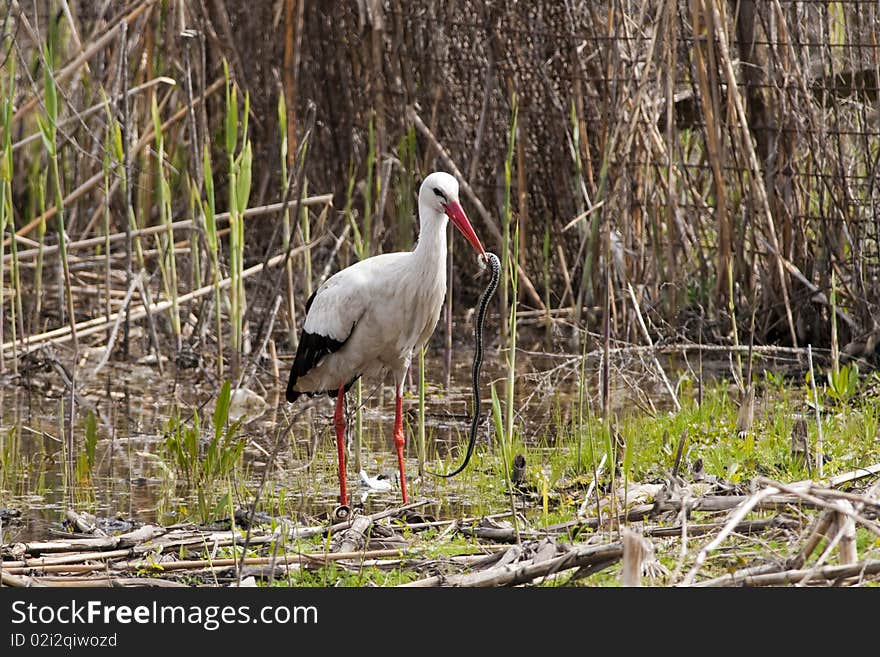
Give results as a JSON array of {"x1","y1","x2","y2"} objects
[
  {"x1": 700, "y1": 559, "x2": 880, "y2": 587},
  {"x1": 400, "y1": 541, "x2": 623, "y2": 587}
]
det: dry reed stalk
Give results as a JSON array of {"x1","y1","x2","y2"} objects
[
  {"x1": 7, "y1": 195, "x2": 332, "y2": 264},
  {"x1": 705, "y1": 0, "x2": 798, "y2": 348},
  {"x1": 1, "y1": 247, "x2": 307, "y2": 358},
  {"x1": 621, "y1": 527, "x2": 645, "y2": 586},
  {"x1": 626, "y1": 283, "x2": 681, "y2": 411},
  {"x1": 9, "y1": 0, "x2": 156, "y2": 125}
]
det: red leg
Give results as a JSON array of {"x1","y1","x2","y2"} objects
[
  {"x1": 334, "y1": 385, "x2": 348, "y2": 506},
  {"x1": 394, "y1": 390, "x2": 409, "y2": 503}
]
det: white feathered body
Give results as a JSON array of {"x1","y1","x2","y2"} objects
[{"x1": 287, "y1": 213, "x2": 448, "y2": 398}]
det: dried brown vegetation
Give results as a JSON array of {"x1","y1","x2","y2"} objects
[{"x1": 2, "y1": 1, "x2": 879, "y2": 374}]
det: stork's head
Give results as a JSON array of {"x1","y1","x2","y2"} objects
[{"x1": 419, "y1": 172, "x2": 486, "y2": 258}]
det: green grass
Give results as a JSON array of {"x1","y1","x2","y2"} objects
[{"x1": 3, "y1": 362, "x2": 878, "y2": 587}]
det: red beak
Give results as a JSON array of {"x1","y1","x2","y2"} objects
[{"x1": 444, "y1": 201, "x2": 485, "y2": 258}]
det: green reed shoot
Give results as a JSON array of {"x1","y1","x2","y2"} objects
[
  {"x1": 224, "y1": 62, "x2": 252, "y2": 377},
  {"x1": 32, "y1": 169, "x2": 47, "y2": 330},
  {"x1": 101, "y1": 89, "x2": 123, "y2": 319},
  {"x1": 491, "y1": 382, "x2": 521, "y2": 543},
  {"x1": 74, "y1": 411, "x2": 99, "y2": 495},
  {"x1": 162, "y1": 380, "x2": 246, "y2": 522},
  {"x1": 830, "y1": 270, "x2": 839, "y2": 378},
  {"x1": 151, "y1": 96, "x2": 181, "y2": 346},
  {"x1": 727, "y1": 259, "x2": 742, "y2": 387},
  {"x1": 8, "y1": 192, "x2": 22, "y2": 375},
  {"x1": 188, "y1": 178, "x2": 202, "y2": 293},
  {"x1": 300, "y1": 178, "x2": 312, "y2": 296},
  {"x1": 395, "y1": 126, "x2": 417, "y2": 251},
  {"x1": 278, "y1": 91, "x2": 297, "y2": 342},
  {"x1": 37, "y1": 48, "x2": 77, "y2": 354},
  {"x1": 0, "y1": 72, "x2": 11, "y2": 370},
  {"x1": 503, "y1": 94, "x2": 519, "y2": 449},
  {"x1": 202, "y1": 145, "x2": 223, "y2": 377},
  {"x1": 102, "y1": 130, "x2": 112, "y2": 330},
  {"x1": 345, "y1": 165, "x2": 364, "y2": 257},
  {"x1": 230, "y1": 136, "x2": 253, "y2": 374}
]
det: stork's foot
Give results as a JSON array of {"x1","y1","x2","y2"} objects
[{"x1": 333, "y1": 504, "x2": 352, "y2": 522}]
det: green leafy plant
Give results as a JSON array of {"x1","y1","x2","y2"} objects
[
  {"x1": 827, "y1": 363, "x2": 859, "y2": 405},
  {"x1": 162, "y1": 381, "x2": 246, "y2": 522}
]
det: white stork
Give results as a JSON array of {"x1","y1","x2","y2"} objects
[{"x1": 286, "y1": 172, "x2": 486, "y2": 506}]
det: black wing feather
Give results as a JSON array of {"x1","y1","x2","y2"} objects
[{"x1": 286, "y1": 291, "x2": 359, "y2": 402}]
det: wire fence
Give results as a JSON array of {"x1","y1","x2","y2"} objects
[
  {"x1": 286, "y1": 0, "x2": 879, "y2": 351},
  {"x1": 3, "y1": 1, "x2": 879, "y2": 358}
]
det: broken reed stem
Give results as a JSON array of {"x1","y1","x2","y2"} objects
[{"x1": 91, "y1": 271, "x2": 144, "y2": 375}]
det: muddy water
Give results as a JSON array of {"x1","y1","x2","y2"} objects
[
  {"x1": 0, "y1": 343, "x2": 585, "y2": 542},
  {"x1": 0, "y1": 340, "x2": 791, "y2": 543}
]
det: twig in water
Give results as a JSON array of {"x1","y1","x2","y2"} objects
[{"x1": 92, "y1": 271, "x2": 144, "y2": 376}]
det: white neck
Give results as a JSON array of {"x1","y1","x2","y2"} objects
[{"x1": 412, "y1": 202, "x2": 448, "y2": 264}]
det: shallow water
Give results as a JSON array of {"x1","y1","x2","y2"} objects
[
  {"x1": 0, "y1": 341, "x2": 571, "y2": 542},
  {"x1": 0, "y1": 337, "x2": 803, "y2": 543}
]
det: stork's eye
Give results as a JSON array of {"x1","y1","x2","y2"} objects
[{"x1": 432, "y1": 187, "x2": 447, "y2": 202}]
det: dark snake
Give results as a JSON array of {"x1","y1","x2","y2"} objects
[{"x1": 431, "y1": 252, "x2": 501, "y2": 478}]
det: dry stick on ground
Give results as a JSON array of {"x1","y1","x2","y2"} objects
[
  {"x1": 4, "y1": 525, "x2": 163, "y2": 557},
  {"x1": 0, "y1": 572, "x2": 185, "y2": 588},
  {"x1": 791, "y1": 500, "x2": 857, "y2": 588},
  {"x1": 679, "y1": 484, "x2": 785, "y2": 586},
  {"x1": 681, "y1": 476, "x2": 880, "y2": 586},
  {"x1": 3, "y1": 548, "x2": 466, "y2": 578},
  {"x1": 286, "y1": 500, "x2": 433, "y2": 541},
  {"x1": 833, "y1": 501, "x2": 858, "y2": 566},
  {"x1": 644, "y1": 515, "x2": 799, "y2": 539},
  {"x1": 794, "y1": 480, "x2": 880, "y2": 587},
  {"x1": 331, "y1": 516, "x2": 373, "y2": 554},
  {"x1": 696, "y1": 497, "x2": 874, "y2": 585},
  {"x1": 552, "y1": 492, "x2": 823, "y2": 534},
  {"x1": 755, "y1": 478, "x2": 880, "y2": 537},
  {"x1": 621, "y1": 527, "x2": 645, "y2": 586},
  {"x1": 406, "y1": 105, "x2": 544, "y2": 311},
  {"x1": 713, "y1": 559, "x2": 880, "y2": 587},
  {"x1": 400, "y1": 541, "x2": 624, "y2": 588}
]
